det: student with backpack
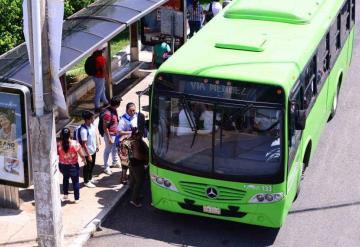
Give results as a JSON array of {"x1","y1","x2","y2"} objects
[
  {"x1": 85, "y1": 44, "x2": 109, "y2": 113},
  {"x1": 99, "y1": 96, "x2": 122, "y2": 175},
  {"x1": 75, "y1": 111, "x2": 99, "y2": 188}
]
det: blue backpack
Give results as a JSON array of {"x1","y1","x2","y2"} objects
[{"x1": 73, "y1": 124, "x2": 89, "y2": 143}]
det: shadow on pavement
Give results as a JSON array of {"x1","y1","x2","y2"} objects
[{"x1": 91, "y1": 180, "x2": 279, "y2": 247}]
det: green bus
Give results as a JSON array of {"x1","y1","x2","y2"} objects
[{"x1": 149, "y1": 0, "x2": 356, "y2": 228}]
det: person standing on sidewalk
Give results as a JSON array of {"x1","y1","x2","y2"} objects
[
  {"x1": 57, "y1": 128, "x2": 86, "y2": 203},
  {"x1": 102, "y1": 96, "x2": 121, "y2": 175},
  {"x1": 89, "y1": 45, "x2": 109, "y2": 113},
  {"x1": 188, "y1": 0, "x2": 204, "y2": 38},
  {"x1": 79, "y1": 111, "x2": 100, "y2": 188},
  {"x1": 118, "y1": 102, "x2": 138, "y2": 138},
  {"x1": 128, "y1": 128, "x2": 149, "y2": 208}
]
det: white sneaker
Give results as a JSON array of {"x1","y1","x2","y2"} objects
[
  {"x1": 84, "y1": 182, "x2": 96, "y2": 188},
  {"x1": 63, "y1": 195, "x2": 68, "y2": 201},
  {"x1": 74, "y1": 199, "x2": 80, "y2": 204},
  {"x1": 90, "y1": 178, "x2": 98, "y2": 184},
  {"x1": 104, "y1": 167, "x2": 112, "y2": 175}
]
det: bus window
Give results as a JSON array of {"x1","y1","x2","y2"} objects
[
  {"x1": 288, "y1": 88, "x2": 302, "y2": 168},
  {"x1": 316, "y1": 34, "x2": 330, "y2": 86},
  {"x1": 341, "y1": 0, "x2": 351, "y2": 44},
  {"x1": 336, "y1": 14, "x2": 341, "y2": 50},
  {"x1": 302, "y1": 57, "x2": 316, "y2": 109},
  {"x1": 351, "y1": 0, "x2": 355, "y2": 25},
  {"x1": 329, "y1": 15, "x2": 341, "y2": 67}
]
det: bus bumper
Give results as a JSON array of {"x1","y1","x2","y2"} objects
[{"x1": 151, "y1": 182, "x2": 287, "y2": 228}]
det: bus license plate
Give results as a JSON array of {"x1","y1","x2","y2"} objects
[{"x1": 203, "y1": 205, "x2": 221, "y2": 215}]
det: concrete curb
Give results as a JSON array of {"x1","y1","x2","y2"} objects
[{"x1": 68, "y1": 185, "x2": 129, "y2": 247}]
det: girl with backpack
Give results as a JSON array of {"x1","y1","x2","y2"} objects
[{"x1": 57, "y1": 128, "x2": 86, "y2": 203}]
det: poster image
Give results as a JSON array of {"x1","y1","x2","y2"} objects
[{"x1": 0, "y1": 92, "x2": 26, "y2": 186}]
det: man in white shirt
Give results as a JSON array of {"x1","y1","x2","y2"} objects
[{"x1": 80, "y1": 111, "x2": 99, "y2": 188}]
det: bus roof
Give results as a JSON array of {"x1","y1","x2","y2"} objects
[{"x1": 158, "y1": 0, "x2": 345, "y2": 92}]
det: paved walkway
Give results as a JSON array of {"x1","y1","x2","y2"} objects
[{"x1": 0, "y1": 47, "x2": 154, "y2": 247}]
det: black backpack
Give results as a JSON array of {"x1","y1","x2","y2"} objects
[
  {"x1": 205, "y1": 2, "x2": 214, "y2": 23},
  {"x1": 84, "y1": 54, "x2": 97, "y2": 76},
  {"x1": 98, "y1": 109, "x2": 116, "y2": 137}
]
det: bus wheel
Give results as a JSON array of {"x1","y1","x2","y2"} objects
[{"x1": 328, "y1": 86, "x2": 339, "y2": 121}]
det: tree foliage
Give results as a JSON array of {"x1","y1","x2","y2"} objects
[
  {"x1": 0, "y1": 0, "x2": 23, "y2": 54},
  {"x1": 0, "y1": 0, "x2": 96, "y2": 54}
]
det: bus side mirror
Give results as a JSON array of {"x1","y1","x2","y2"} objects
[{"x1": 290, "y1": 101, "x2": 306, "y2": 130}]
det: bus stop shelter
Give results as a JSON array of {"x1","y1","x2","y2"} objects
[{"x1": 0, "y1": 0, "x2": 169, "y2": 112}]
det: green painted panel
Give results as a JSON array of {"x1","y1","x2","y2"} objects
[{"x1": 224, "y1": 0, "x2": 326, "y2": 24}]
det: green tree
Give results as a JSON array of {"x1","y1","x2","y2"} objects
[
  {"x1": 0, "y1": 0, "x2": 96, "y2": 54},
  {"x1": 0, "y1": 0, "x2": 23, "y2": 54}
]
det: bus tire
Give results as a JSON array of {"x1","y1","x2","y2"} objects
[{"x1": 328, "y1": 84, "x2": 340, "y2": 121}]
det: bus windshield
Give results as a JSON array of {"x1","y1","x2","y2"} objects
[{"x1": 151, "y1": 75, "x2": 285, "y2": 183}]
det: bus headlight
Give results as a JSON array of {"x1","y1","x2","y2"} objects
[
  {"x1": 150, "y1": 174, "x2": 178, "y2": 192},
  {"x1": 249, "y1": 193, "x2": 283, "y2": 203}
]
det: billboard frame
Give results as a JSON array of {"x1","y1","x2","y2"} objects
[{"x1": 0, "y1": 83, "x2": 32, "y2": 188}]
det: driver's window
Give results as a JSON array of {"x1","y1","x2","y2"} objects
[{"x1": 288, "y1": 87, "x2": 303, "y2": 168}]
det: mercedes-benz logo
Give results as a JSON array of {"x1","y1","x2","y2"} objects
[{"x1": 206, "y1": 187, "x2": 218, "y2": 199}]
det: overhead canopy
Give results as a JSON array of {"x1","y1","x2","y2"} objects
[{"x1": 0, "y1": 0, "x2": 168, "y2": 88}]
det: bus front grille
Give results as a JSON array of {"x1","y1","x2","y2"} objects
[{"x1": 179, "y1": 181, "x2": 246, "y2": 201}]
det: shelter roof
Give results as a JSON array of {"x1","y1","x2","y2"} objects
[{"x1": 0, "y1": 0, "x2": 167, "y2": 87}]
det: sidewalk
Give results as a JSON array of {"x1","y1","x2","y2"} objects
[{"x1": 0, "y1": 48, "x2": 154, "y2": 247}]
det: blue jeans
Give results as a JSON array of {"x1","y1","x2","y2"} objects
[
  {"x1": 103, "y1": 134, "x2": 119, "y2": 169},
  {"x1": 59, "y1": 163, "x2": 80, "y2": 200},
  {"x1": 94, "y1": 77, "x2": 109, "y2": 109}
]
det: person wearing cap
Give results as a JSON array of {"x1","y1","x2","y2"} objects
[
  {"x1": 57, "y1": 128, "x2": 86, "y2": 203},
  {"x1": 102, "y1": 96, "x2": 122, "y2": 175},
  {"x1": 93, "y1": 44, "x2": 110, "y2": 113},
  {"x1": 80, "y1": 111, "x2": 100, "y2": 188}
]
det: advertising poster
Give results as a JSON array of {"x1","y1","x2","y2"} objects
[{"x1": 0, "y1": 90, "x2": 29, "y2": 186}]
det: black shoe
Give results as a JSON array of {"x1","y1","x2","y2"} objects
[{"x1": 95, "y1": 108, "x2": 101, "y2": 113}]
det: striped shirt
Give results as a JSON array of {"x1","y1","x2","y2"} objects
[{"x1": 188, "y1": 4, "x2": 204, "y2": 22}]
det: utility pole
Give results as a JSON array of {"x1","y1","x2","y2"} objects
[{"x1": 27, "y1": 0, "x2": 63, "y2": 246}]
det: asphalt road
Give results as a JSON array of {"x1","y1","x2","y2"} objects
[{"x1": 86, "y1": 7, "x2": 360, "y2": 247}]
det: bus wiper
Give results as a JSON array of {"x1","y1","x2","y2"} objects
[{"x1": 181, "y1": 98, "x2": 198, "y2": 147}]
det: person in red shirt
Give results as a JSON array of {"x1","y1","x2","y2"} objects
[
  {"x1": 57, "y1": 128, "x2": 85, "y2": 203},
  {"x1": 93, "y1": 47, "x2": 109, "y2": 113},
  {"x1": 102, "y1": 96, "x2": 121, "y2": 175}
]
